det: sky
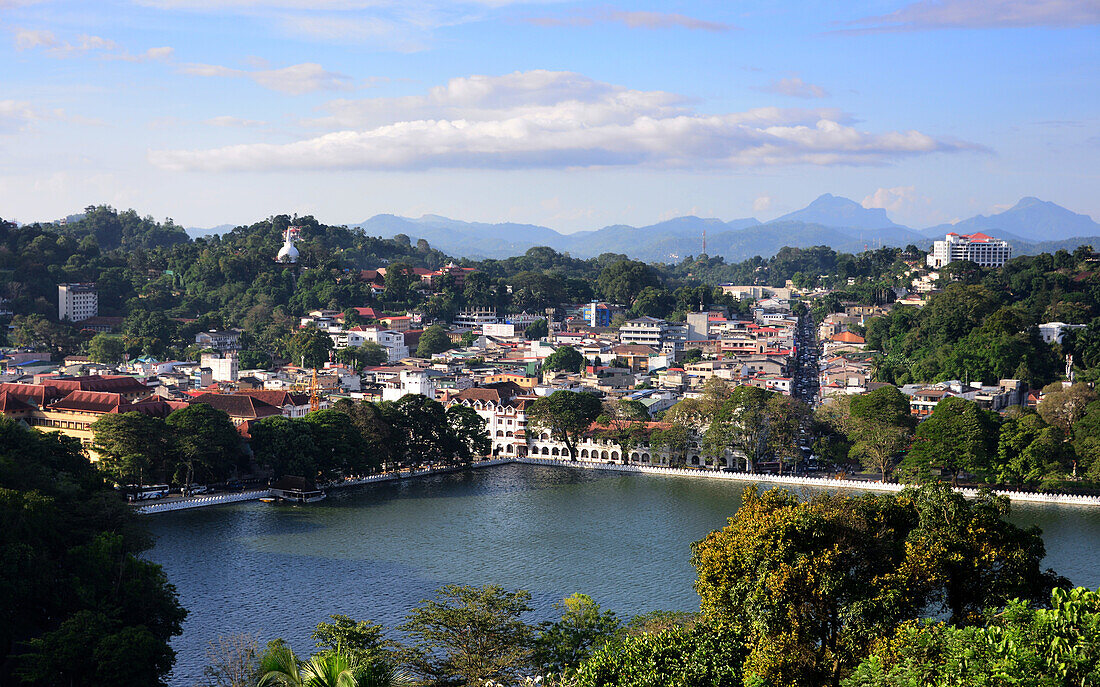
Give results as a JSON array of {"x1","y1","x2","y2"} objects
[{"x1": 0, "y1": 0, "x2": 1098, "y2": 232}]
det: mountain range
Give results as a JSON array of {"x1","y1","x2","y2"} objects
[{"x1": 188, "y1": 195, "x2": 1100, "y2": 264}]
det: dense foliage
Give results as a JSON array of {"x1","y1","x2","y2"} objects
[{"x1": 0, "y1": 416, "x2": 185, "y2": 685}]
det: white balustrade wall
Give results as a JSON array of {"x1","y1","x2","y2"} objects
[
  {"x1": 135, "y1": 457, "x2": 516, "y2": 514},
  {"x1": 515, "y1": 457, "x2": 1100, "y2": 507}
]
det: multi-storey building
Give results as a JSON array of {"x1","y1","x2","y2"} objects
[
  {"x1": 618, "y1": 316, "x2": 667, "y2": 346},
  {"x1": 200, "y1": 351, "x2": 238, "y2": 382},
  {"x1": 195, "y1": 329, "x2": 242, "y2": 351},
  {"x1": 926, "y1": 232, "x2": 1012, "y2": 268},
  {"x1": 58, "y1": 283, "x2": 98, "y2": 322}
]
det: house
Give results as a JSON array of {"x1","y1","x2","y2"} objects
[
  {"x1": 195, "y1": 330, "x2": 242, "y2": 351},
  {"x1": 189, "y1": 393, "x2": 283, "y2": 426}
]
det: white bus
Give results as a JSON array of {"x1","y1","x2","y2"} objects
[{"x1": 121, "y1": 484, "x2": 170, "y2": 501}]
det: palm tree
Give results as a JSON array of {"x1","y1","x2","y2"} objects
[{"x1": 257, "y1": 643, "x2": 411, "y2": 687}]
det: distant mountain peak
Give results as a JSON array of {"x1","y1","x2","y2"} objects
[{"x1": 770, "y1": 193, "x2": 906, "y2": 230}]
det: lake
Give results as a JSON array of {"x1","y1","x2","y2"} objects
[{"x1": 146, "y1": 463, "x2": 1100, "y2": 686}]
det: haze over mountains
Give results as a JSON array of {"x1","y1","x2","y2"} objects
[{"x1": 188, "y1": 195, "x2": 1100, "y2": 264}]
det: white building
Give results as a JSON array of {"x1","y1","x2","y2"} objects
[
  {"x1": 927, "y1": 232, "x2": 1012, "y2": 268},
  {"x1": 58, "y1": 283, "x2": 97, "y2": 322},
  {"x1": 200, "y1": 351, "x2": 239, "y2": 382},
  {"x1": 452, "y1": 307, "x2": 499, "y2": 330},
  {"x1": 380, "y1": 369, "x2": 436, "y2": 402},
  {"x1": 619, "y1": 316, "x2": 667, "y2": 346},
  {"x1": 1038, "y1": 322, "x2": 1086, "y2": 345}
]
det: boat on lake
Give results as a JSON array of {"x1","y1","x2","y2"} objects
[{"x1": 268, "y1": 476, "x2": 327, "y2": 504}]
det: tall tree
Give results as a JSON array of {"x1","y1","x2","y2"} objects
[
  {"x1": 902, "y1": 396, "x2": 999, "y2": 485},
  {"x1": 534, "y1": 594, "x2": 622, "y2": 676},
  {"x1": 166, "y1": 403, "x2": 241, "y2": 489},
  {"x1": 527, "y1": 391, "x2": 603, "y2": 461},
  {"x1": 445, "y1": 404, "x2": 490, "y2": 463},
  {"x1": 87, "y1": 333, "x2": 126, "y2": 365},
  {"x1": 415, "y1": 324, "x2": 452, "y2": 358},
  {"x1": 541, "y1": 345, "x2": 585, "y2": 374},
  {"x1": 287, "y1": 327, "x2": 334, "y2": 369},
  {"x1": 0, "y1": 417, "x2": 186, "y2": 687},
  {"x1": 398, "y1": 584, "x2": 534, "y2": 687},
  {"x1": 91, "y1": 411, "x2": 174, "y2": 485}
]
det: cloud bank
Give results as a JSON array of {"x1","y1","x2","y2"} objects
[
  {"x1": 150, "y1": 70, "x2": 981, "y2": 173},
  {"x1": 759, "y1": 76, "x2": 829, "y2": 99},
  {"x1": 525, "y1": 9, "x2": 738, "y2": 31},
  {"x1": 13, "y1": 28, "x2": 173, "y2": 61},
  {"x1": 178, "y1": 62, "x2": 353, "y2": 94},
  {"x1": 845, "y1": 0, "x2": 1100, "y2": 32}
]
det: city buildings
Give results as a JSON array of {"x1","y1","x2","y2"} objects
[
  {"x1": 58, "y1": 283, "x2": 98, "y2": 322},
  {"x1": 926, "y1": 232, "x2": 1012, "y2": 268}
]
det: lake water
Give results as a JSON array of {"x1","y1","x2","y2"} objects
[{"x1": 146, "y1": 463, "x2": 1100, "y2": 686}]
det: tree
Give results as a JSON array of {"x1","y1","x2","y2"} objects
[
  {"x1": 416, "y1": 324, "x2": 452, "y2": 358},
  {"x1": 844, "y1": 386, "x2": 915, "y2": 481},
  {"x1": 680, "y1": 348, "x2": 703, "y2": 364},
  {"x1": 901, "y1": 396, "x2": 999, "y2": 485},
  {"x1": 331, "y1": 399, "x2": 393, "y2": 471},
  {"x1": 167, "y1": 403, "x2": 241, "y2": 489},
  {"x1": 542, "y1": 345, "x2": 585, "y2": 374},
  {"x1": 87, "y1": 333, "x2": 125, "y2": 365},
  {"x1": 1071, "y1": 400, "x2": 1100, "y2": 480},
  {"x1": 1038, "y1": 382, "x2": 1096, "y2": 436},
  {"x1": 288, "y1": 327, "x2": 334, "y2": 369},
  {"x1": 691, "y1": 484, "x2": 1065, "y2": 687},
  {"x1": 527, "y1": 391, "x2": 603, "y2": 461},
  {"x1": 596, "y1": 399, "x2": 649, "y2": 463},
  {"x1": 705, "y1": 386, "x2": 803, "y2": 472},
  {"x1": 445, "y1": 404, "x2": 490, "y2": 463},
  {"x1": 257, "y1": 642, "x2": 390, "y2": 687},
  {"x1": 574, "y1": 620, "x2": 747, "y2": 687},
  {"x1": 398, "y1": 584, "x2": 535, "y2": 687},
  {"x1": 197, "y1": 634, "x2": 260, "y2": 687},
  {"x1": 844, "y1": 587, "x2": 1100, "y2": 687},
  {"x1": 250, "y1": 416, "x2": 320, "y2": 479},
  {"x1": 383, "y1": 263, "x2": 416, "y2": 304},
  {"x1": 303, "y1": 409, "x2": 367, "y2": 479},
  {"x1": 311, "y1": 615, "x2": 392, "y2": 667},
  {"x1": 650, "y1": 423, "x2": 690, "y2": 467},
  {"x1": 380, "y1": 395, "x2": 458, "y2": 467},
  {"x1": 1, "y1": 417, "x2": 187, "y2": 687},
  {"x1": 597, "y1": 260, "x2": 660, "y2": 305},
  {"x1": 534, "y1": 593, "x2": 622, "y2": 676},
  {"x1": 337, "y1": 342, "x2": 388, "y2": 369},
  {"x1": 524, "y1": 318, "x2": 548, "y2": 340},
  {"x1": 91, "y1": 411, "x2": 174, "y2": 485},
  {"x1": 995, "y1": 412, "x2": 1069, "y2": 487}
]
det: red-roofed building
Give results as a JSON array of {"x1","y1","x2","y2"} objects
[{"x1": 927, "y1": 231, "x2": 1012, "y2": 268}]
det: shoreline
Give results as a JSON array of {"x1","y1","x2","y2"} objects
[{"x1": 134, "y1": 456, "x2": 1100, "y2": 513}]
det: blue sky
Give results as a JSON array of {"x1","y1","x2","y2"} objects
[{"x1": 0, "y1": 0, "x2": 1097, "y2": 232}]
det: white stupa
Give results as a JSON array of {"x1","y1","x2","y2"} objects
[{"x1": 276, "y1": 225, "x2": 300, "y2": 264}]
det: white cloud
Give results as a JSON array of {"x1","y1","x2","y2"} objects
[
  {"x1": 759, "y1": 76, "x2": 829, "y2": 99},
  {"x1": 0, "y1": 100, "x2": 42, "y2": 133},
  {"x1": 753, "y1": 194, "x2": 773, "y2": 213},
  {"x1": 178, "y1": 62, "x2": 352, "y2": 94},
  {"x1": 205, "y1": 115, "x2": 268, "y2": 127},
  {"x1": 150, "y1": 70, "x2": 981, "y2": 173},
  {"x1": 209, "y1": 115, "x2": 271, "y2": 127},
  {"x1": 844, "y1": 0, "x2": 1100, "y2": 32},
  {"x1": 0, "y1": 100, "x2": 96, "y2": 132},
  {"x1": 13, "y1": 28, "x2": 172, "y2": 61},
  {"x1": 862, "y1": 186, "x2": 928, "y2": 213},
  {"x1": 525, "y1": 9, "x2": 738, "y2": 31}
]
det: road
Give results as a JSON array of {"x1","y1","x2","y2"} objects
[{"x1": 792, "y1": 313, "x2": 820, "y2": 407}]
